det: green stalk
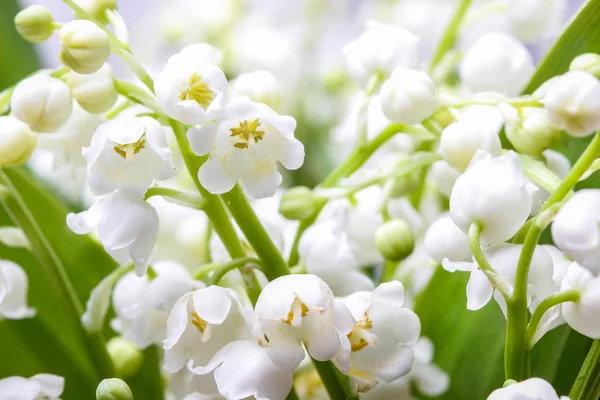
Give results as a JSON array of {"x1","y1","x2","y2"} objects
[
  {"x1": 570, "y1": 340, "x2": 600, "y2": 400},
  {"x1": 207, "y1": 257, "x2": 262, "y2": 286},
  {"x1": 144, "y1": 187, "x2": 205, "y2": 210},
  {"x1": 311, "y1": 358, "x2": 358, "y2": 400},
  {"x1": 526, "y1": 290, "x2": 580, "y2": 348},
  {"x1": 429, "y1": 0, "x2": 473, "y2": 74},
  {"x1": 0, "y1": 169, "x2": 115, "y2": 379}
]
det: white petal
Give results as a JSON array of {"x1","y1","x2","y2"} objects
[
  {"x1": 266, "y1": 329, "x2": 305, "y2": 372},
  {"x1": 0, "y1": 261, "x2": 36, "y2": 319},
  {"x1": 164, "y1": 296, "x2": 190, "y2": 351},
  {"x1": 30, "y1": 374, "x2": 64, "y2": 398},
  {"x1": 0, "y1": 376, "x2": 40, "y2": 398},
  {"x1": 198, "y1": 158, "x2": 236, "y2": 195},
  {"x1": 192, "y1": 286, "x2": 233, "y2": 325},
  {"x1": 280, "y1": 137, "x2": 305, "y2": 170},
  {"x1": 187, "y1": 123, "x2": 219, "y2": 156},
  {"x1": 466, "y1": 267, "x2": 494, "y2": 310},
  {"x1": 241, "y1": 169, "x2": 282, "y2": 199}
]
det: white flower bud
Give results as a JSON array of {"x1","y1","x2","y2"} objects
[
  {"x1": 459, "y1": 33, "x2": 534, "y2": 96},
  {"x1": 499, "y1": 104, "x2": 558, "y2": 156},
  {"x1": 561, "y1": 262, "x2": 600, "y2": 339},
  {"x1": 96, "y1": 378, "x2": 133, "y2": 400},
  {"x1": 440, "y1": 106, "x2": 502, "y2": 172},
  {"x1": 343, "y1": 20, "x2": 420, "y2": 86},
  {"x1": 375, "y1": 219, "x2": 414, "y2": 262},
  {"x1": 14, "y1": 5, "x2": 55, "y2": 43},
  {"x1": 59, "y1": 20, "x2": 110, "y2": 74},
  {"x1": 506, "y1": 0, "x2": 563, "y2": 42},
  {"x1": 540, "y1": 71, "x2": 600, "y2": 137},
  {"x1": 380, "y1": 67, "x2": 436, "y2": 125},
  {"x1": 488, "y1": 378, "x2": 564, "y2": 400},
  {"x1": 106, "y1": 337, "x2": 143, "y2": 378},
  {"x1": 428, "y1": 160, "x2": 460, "y2": 198},
  {"x1": 11, "y1": 74, "x2": 73, "y2": 133},
  {"x1": 552, "y1": 189, "x2": 600, "y2": 274},
  {"x1": 450, "y1": 151, "x2": 534, "y2": 244},
  {"x1": 279, "y1": 186, "x2": 316, "y2": 221},
  {"x1": 67, "y1": 64, "x2": 118, "y2": 114},
  {"x1": 424, "y1": 214, "x2": 471, "y2": 270},
  {"x1": 570, "y1": 53, "x2": 600, "y2": 79},
  {"x1": 0, "y1": 117, "x2": 38, "y2": 167},
  {"x1": 230, "y1": 70, "x2": 282, "y2": 111}
]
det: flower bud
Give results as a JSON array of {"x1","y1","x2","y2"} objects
[
  {"x1": 279, "y1": 187, "x2": 316, "y2": 220},
  {"x1": 11, "y1": 74, "x2": 73, "y2": 133},
  {"x1": 96, "y1": 378, "x2": 133, "y2": 400},
  {"x1": 67, "y1": 64, "x2": 118, "y2": 114},
  {"x1": 374, "y1": 219, "x2": 414, "y2": 262},
  {"x1": 76, "y1": 0, "x2": 118, "y2": 25},
  {"x1": 570, "y1": 53, "x2": 600, "y2": 79},
  {"x1": 106, "y1": 337, "x2": 143, "y2": 378},
  {"x1": 59, "y1": 20, "x2": 110, "y2": 74},
  {"x1": 380, "y1": 67, "x2": 436, "y2": 125},
  {"x1": 14, "y1": 5, "x2": 55, "y2": 43},
  {"x1": 230, "y1": 70, "x2": 282, "y2": 111},
  {"x1": 428, "y1": 160, "x2": 460, "y2": 198},
  {"x1": 0, "y1": 117, "x2": 38, "y2": 167},
  {"x1": 500, "y1": 104, "x2": 558, "y2": 156}
]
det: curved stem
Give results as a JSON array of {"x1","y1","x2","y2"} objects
[
  {"x1": 429, "y1": 0, "x2": 473, "y2": 74},
  {"x1": 570, "y1": 340, "x2": 600, "y2": 400},
  {"x1": 114, "y1": 80, "x2": 163, "y2": 115},
  {"x1": 144, "y1": 187, "x2": 205, "y2": 210},
  {"x1": 207, "y1": 257, "x2": 262, "y2": 286},
  {"x1": 526, "y1": 290, "x2": 580, "y2": 348}
]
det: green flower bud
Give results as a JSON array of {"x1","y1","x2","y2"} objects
[
  {"x1": 375, "y1": 219, "x2": 414, "y2": 262},
  {"x1": 14, "y1": 5, "x2": 55, "y2": 43},
  {"x1": 501, "y1": 104, "x2": 559, "y2": 156},
  {"x1": 570, "y1": 53, "x2": 600, "y2": 79},
  {"x1": 77, "y1": 0, "x2": 118, "y2": 25},
  {"x1": 279, "y1": 187, "x2": 316, "y2": 220},
  {"x1": 106, "y1": 337, "x2": 143, "y2": 378},
  {"x1": 67, "y1": 64, "x2": 118, "y2": 114},
  {"x1": 0, "y1": 116, "x2": 38, "y2": 167},
  {"x1": 59, "y1": 20, "x2": 110, "y2": 75},
  {"x1": 96, "y1": 378, "x2": 133, "y2": 400}
]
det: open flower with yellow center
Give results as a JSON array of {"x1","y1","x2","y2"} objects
[
  {"x1": 253, "y1": 274, "x2": 355, "y2": 373},
  {"x1": 155, "y1": 48, "x2": 228, "y2": 125},
  {"x1": 335, "y1": 281, "x2": 421, "y2": 393},
  {"x1": 188, "y1": 96, "x2": 304, "y2": 198},
  {"x1": 162, "y1": 286, "x2": 253, "y2": 393},
  {"x1": 82, "y1": 115, "x2": 175, "y2": 197}
]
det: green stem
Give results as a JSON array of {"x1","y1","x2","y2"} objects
[
  {"x1": 207, "y1": 257, "x2": 262, "y2": 286},
  {"x1": 429, "y1": 0, "x2": 473, "y2": 74},
  {"x1": 0, "y1": 169, "x2": 115, "y2": 379},
  {"x1": 311, "y1": 358, "x2": 358, "y2": 400},
  {"x1": 570, "y1": 340, "x2": 600, "y2": 400},
  {"x1": 144, "y1": 187, "x2": 205, "y2": 210},
  {"x1": 105, "y1": 100, "x2": 132, "y2": 119},
  {"x1": 114, "y1": 80, "x2": 163, "y2": 115},
  {"x1": 526, "y1": 290, "x2": 580, "y2": 348}
]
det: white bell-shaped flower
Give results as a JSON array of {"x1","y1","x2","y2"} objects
[
  {"x1": 427, "y1": 160, "x2": 460, "y2": 198},
  {"x1": 459, "y1": 33, "x2": 534, "y2": 96},
  {"x1": 540, "y1": 71, "x2": 600, "y2": 137},
  {"x1": 67, "y1": 64, "x2": 118, "y2": 114},
  {"x1": 499, "y1": 104, "x2": 558, "y2": 156},
  {"x1": 0, "y1": 116, "x2": 38, "y2": 168},
  {"x1": 450, "y1": 151, "x2": 535, "y2": 244},
  {"x1": 155, "y1": 48, "x2": 228, "y2": 125},
  {"x1": 83, "y1": 115, "x2": 175, "y2": 197},
  {"x1": 440, "y1": 105, "x2": 503, "y2": 172},
  {"x1": 188, "y1": 339, "x2": 293, "y2": 400},
  {"x1": 335, "y1": 281, "x2": 421, "y2": 392},
  {"x1": 299, "y1": 219, "x2": 374, "y2": 296},
  {"x1": 163, "y1": 286, "x2": 253, "y2": 377},
  {"x1": 423, "y1": 214, "x2": 472, "y2": 272},
  {"x1": 552, "y1": 189, "x2": 600, "y2": 275},
  {"x1": 561, "y1": 262, "x2": 600, "y2": 338},
  {"x1": 343, "y1": 20, "x2": 420, "y2": 86},
  {"x1": 178, "y1": 42, "x2": 223, "y2": 66},
  {"x1": 0, "y1": 374, "x2": 64, "y2": 400},
  {"x1": 229, "y1": 70, "x2": 282, "y2": 111},
  {"x1": 0, "y1": 260, "x2": 36, "y2": 319},
  {"x1": 188, "y1": 96, "x2": 304, "y2": 198},
  {"x1": 487, "y1": 377, "x2": 567, "y2": 400},
  {"x1": 254, "y1": 274, "x2": 353, "y2": 372},
  {"x1": 67, "y1": 191, "x2": 159, "y2": 276},
  {"x1": 11, "y1": 73, "x2": 73, "y2": 132},
  {"x1": 465, "y1": 244, "x2": 556, "y2": 312},
  {"x1": 506, "y1": 0, "x2": 565, "y2": 42},
  {"x1": 379, "y1": 67, "x2": 436, "y2": 125},
  {"x1": 111, "y1": 260, "x2": 198, "y2": 349}
]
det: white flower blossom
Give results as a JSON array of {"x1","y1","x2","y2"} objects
[
  {"x1": 188, "y1": 96, "x2": 304, "y2": 198},
  {"x1": 155, "y1": 48, "x2": 228, "y2": 125},
  {"x1": 336, "y1": 281, "x2": 421, "y2": 392},
  {"x1": 561, "y1": 262, "x2": 600, "y2": 339},
  {"x1": 66, "y1": 64, "x2": 118, "y2": 114},
  {"x1": 427, "y1": 160, "x2": 460, "y2": 198},
  {"x1": 450, "y1": 151, "x2": 535, "y2": 244},
  {"x1": 487, "y1": 377, "x2": 568, "y2": 400},
  {"x1": 229, "y1": 70, "x2": 282, "y2": 111},
  {"x1": 424, "y1": 214, "x2": 472, "y2": 272},
  {"x1": 83, "y1": 115, "x2": 175, "y2": 197},
  {"x1": 343, "y1": 20, "x2": 420, "y2": 86},
  {"x1": 379, "y1": 67, "x2": 436, "y2": 125},
  {"x1": 0, "y1": 374, "x2": 64, "y2": 400},
  {"x1": 0, "y1": 260, "x2": 36, "y2": 319},
  {"x1": 506, "y1": 0, "x2": 566, "y2": 42},
  {"x1": 67, "y1": 191, "x2": 159, "y2": 276},
  {"x1": 459, "y1": 33, "x2": 534, "y2": 96},
  {"x1": 254, "y1": 274, "x2": 353, "y2": 372},
  {"x1": 552, "y1": 189, "x2": 600, "y2": 275}
]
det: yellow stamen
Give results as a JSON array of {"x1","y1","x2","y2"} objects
[
  {"x1": 179, "y1": 72, "x2": 214, "y2": 108},
  {"x1": 347, "y1": 319, "x2": 375, "y2": 352},
  {"x1": 284, "y1": 297, "x2": 309, "y2": 327},
  {"x1": 230, "y1": 119, "x2": 265, "y2": 149},
  {"x1": 113, "y1": 137, "x2": 146, "y2": 162}
]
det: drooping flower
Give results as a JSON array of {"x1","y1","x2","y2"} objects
[
  {"x1": 487, "y1": 377, "x2": 568, "y2": 400},
  {"x1": 561, "y1": 262, "x2": 600, "y2": 339},
  {"x1": 0, "y1": 260, "x2": 36, "y2": 319},
  {"x1": 188, "y1": 96, "x2": 304, "y2": 198},
  {"x1": 0, "y1": 374, "x2": 64, "y2": 400},
  {"x1": 423, "y1": 214, "x2": 472, "y2": 272},
  {"x1": 379, "y1": 67, "x2": 436, "y2": 125}
]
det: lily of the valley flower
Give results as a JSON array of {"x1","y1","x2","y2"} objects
[
  {"x1": 254, "y1": 274, "x2": 354, "y2": 372},
  {"x1": 229, "y1": 70, "x2": 282, "y2": 111},
  {"x1": 423, "y1": 214, "x2": 472, "y2": 272},
  {"x1": 155, "y1": 48, "x2": 228, "y2": 125},
  {"x1": 0, "y1": 260, "x2": 36, "y2": 319},
  {"x1": 83, "y1": 115, "x2": 175, "y2": 197},
  {"x1": 67, "y1": 191, "x2": 159, "y2": 276},
  {"x1": 188, "y1": 96, "x2": 304, "y2": 198},
  {"x1": 111, "y1": 260, "x2": 198, "y2": 349},
  {"x1": 335, "y1": 281, "x2": 421, "y2": 392},
  {"x1": 487, "y1": 377, "x2": 568, "y2": 400},
  {"x1": 0, "y1": 374, "x2": 64, "y2": 400},
  {"x1": 561, "y1": 262, "x2": 600, "y2": 339}
]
